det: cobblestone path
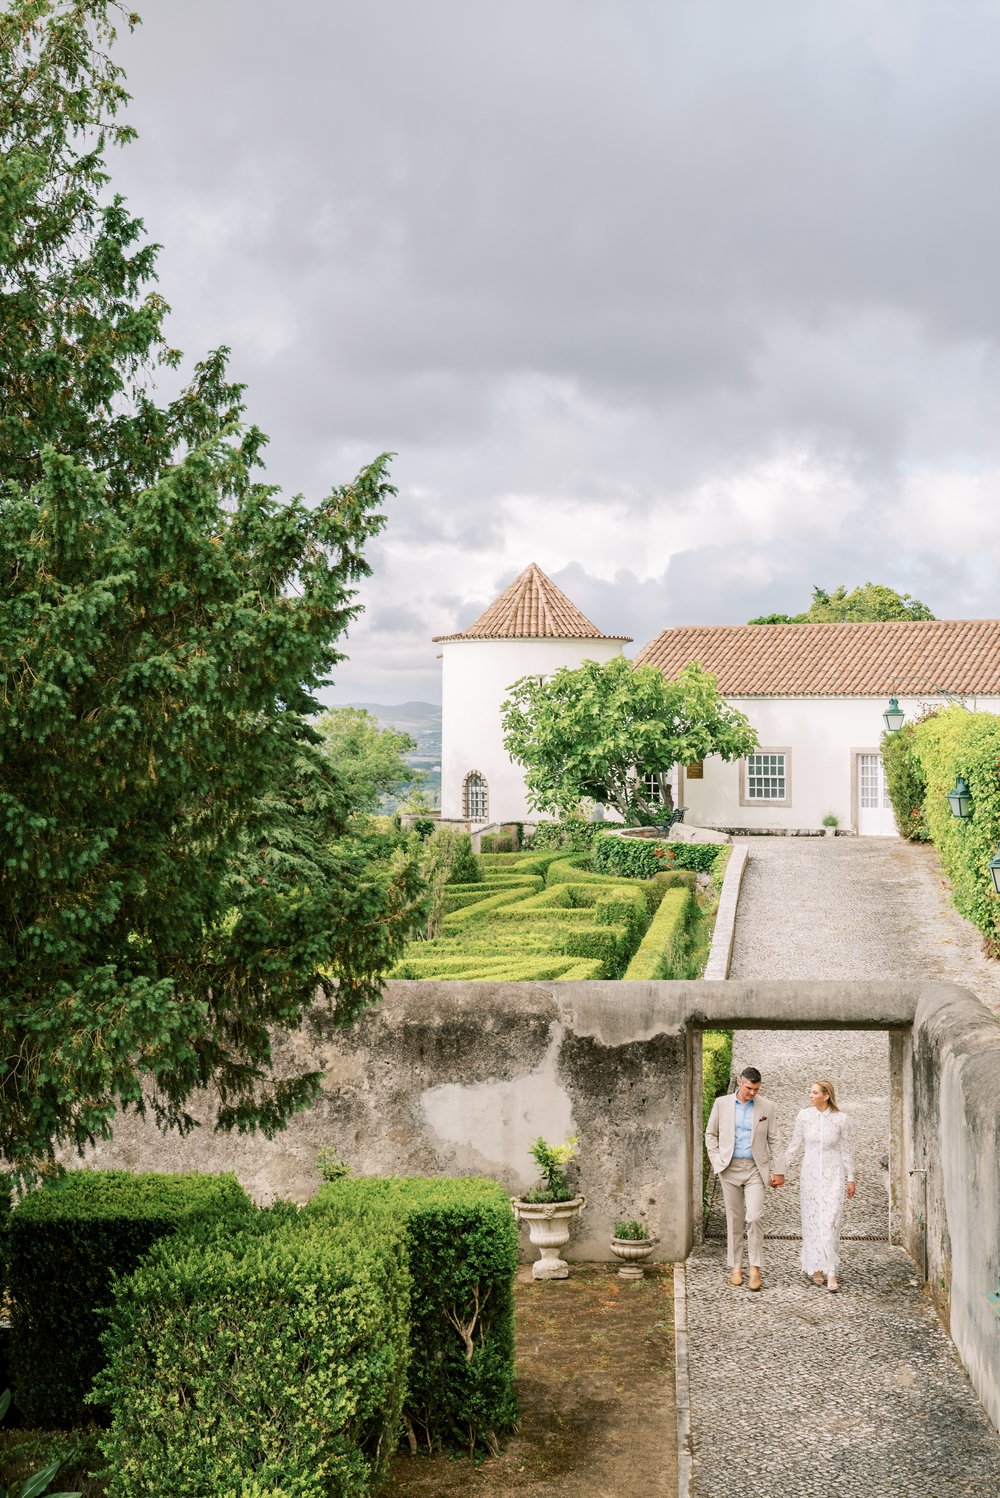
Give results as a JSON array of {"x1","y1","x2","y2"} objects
[{"x1": 687, "y1": 837, "x2": 1000, "y2": 1497}]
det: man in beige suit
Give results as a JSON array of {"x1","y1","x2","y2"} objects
[{"x1": 705, "y1": 1066, "x2": 785, "y2": 1291}]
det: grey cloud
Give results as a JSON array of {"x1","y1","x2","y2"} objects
[{"x1": 98, "y1": 1, "x2": 1000, "y2": 697}]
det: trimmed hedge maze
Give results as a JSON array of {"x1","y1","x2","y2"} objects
[{"x1": 392, "y1": 847, "x2": 721, "y2": 982}]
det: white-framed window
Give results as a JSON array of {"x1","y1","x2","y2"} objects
[
  {"x1": 740, "y1": 748, "x2": 791, "y2": 807},
  {"x1": 463, "y1": 771, "x2": 489, "y2": 821},
  {"x1": 643, "y1": 772, "x2": 665, "y2": 805}
]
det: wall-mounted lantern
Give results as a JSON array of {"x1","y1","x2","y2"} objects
[
  {"x1": 883, "y1": 697, "x2": 905, "y2": 733},
  {"x1": 989, "y1": 844, "x2": 1000, "y2": 896},
  {"x1": 946, "y1": 776, "x2": 973, "y2": 819}
]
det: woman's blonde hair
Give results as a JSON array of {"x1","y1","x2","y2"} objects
[{"x1": 812, "y1": 1079, "x2": 839, "y2": 1111}]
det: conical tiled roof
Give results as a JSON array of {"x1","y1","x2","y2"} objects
[{"x1": 433, "y1": 563, "x2": 631, "y2": 643}]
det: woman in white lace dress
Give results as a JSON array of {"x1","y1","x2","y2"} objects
[{"x1": 783, "y1": 1079, "x2": 856, "y2": 1292}]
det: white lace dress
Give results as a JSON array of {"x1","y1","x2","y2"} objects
[{"x1": 783, "y1": 1106, "x2": 855, "y2": 1276}]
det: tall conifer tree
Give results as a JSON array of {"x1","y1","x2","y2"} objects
[{"x1": 0, "y1": 1, "x2": 422, "y2": 1170}]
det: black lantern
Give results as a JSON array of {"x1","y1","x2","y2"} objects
[
  {"x1": 883, "y1": 697, "x2": 904, "y2": 733},
  {"x1": 946, "y1": 776, "x2": 973, "y2": 819},
  {"x1": 989, "y1": 844, "x2": 1000, "y2": 896}
]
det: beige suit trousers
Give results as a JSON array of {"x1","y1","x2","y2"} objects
[{"x1": 719, "y1": 1157, "x2": 766, "y2": 1269}]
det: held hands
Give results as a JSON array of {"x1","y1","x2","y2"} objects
[{"x1": 769, "y1": 1174, "x2": 785, "y2": 1188}]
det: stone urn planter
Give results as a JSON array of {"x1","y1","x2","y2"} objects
[
  {"x1": 610, "y1": 1234, "x2": 657, "y2": 1280},
  {"x1": 511, "y1": 1196, "x2": 586, "y2": 1279}
]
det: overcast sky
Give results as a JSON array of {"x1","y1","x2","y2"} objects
[{"x1": 111, "y1": 0, "x2": 1000, "y2": 703}]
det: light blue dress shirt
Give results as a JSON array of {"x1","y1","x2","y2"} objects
[{"x1": 733, "y1": 1097, "x2": 754, "y2": 1158}]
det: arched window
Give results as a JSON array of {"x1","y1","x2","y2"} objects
[{"x1": 463, "y1": 771, "x2": 489, "y2": 822}]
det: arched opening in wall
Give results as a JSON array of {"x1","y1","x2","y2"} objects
[
  {"x1": 696, "y1": 1024, "x2": 899, "y2": 1274},
  {"x1": 462, "y1": 770, "x2": 489, "y2": 822}
]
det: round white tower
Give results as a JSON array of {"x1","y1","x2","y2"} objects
[{"x1": 433, "y1": 563, "x2": 631, "y2": 824}]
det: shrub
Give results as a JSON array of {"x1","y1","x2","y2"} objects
[
  {"x1": 912, "y1": 705, "x2": 1000, "y2": 948},
  {"x1": 524, "y1": 1138, "x2": 579, "y2": 1202},
  {"x1": 96, "y1": 1201, "x2": 408, "y2": 1497},
  {"x1": 710, "y1": 844, "x2": 733, "y2": 894},
  {"x1": 8, "y1": 1171, "x2": 252, "y2": 1427},
  {"x1": 622, "y1": 886, "x2": 693, "y2": 979},
  {"x1": 0, "y1": 1173, "x2": 11, "y2": 1310},
  {"x1": 614, "y1": 1220, "x2": 650, "y2": 1241},
  {"x1": 447, "y1": 834, "x2": 481, "y2": 885},
  {"x1": 702, "y1": 1031, "x2": 733, "y2": 1128},
  {"x1": 480, "y1": 834, "x2": 516, "y2": 853},
  {"x1": 593, "y1": 834, "x2": 724, "y2": 879},
  {"x1": 881, "y1": 720, "x2": 932, "y2": 840},
  {"x1": 524, "y1": 814, "x2": 602, "y2": 851},
  {"x1": 310, "y1": 1178, "x2": 518, "y2": 1458},
  {"x1": 544, "y1": 853, "x2": 608, "y2": 884}
]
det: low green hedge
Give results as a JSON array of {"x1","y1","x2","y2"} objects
[
  {"x1": 96, "y1": 1201, "x2": 409, "y2": 1497},
  {"x1": 478, "y1": 851, "x2": 564, "y2": 874},
  {"x1": 622, "y1": 886, "x2": 693, "y2": 979},
  {"x1": 392, "y1": 953, "x2": 606, "y2": 980},
  {"x1": 544, "y1": 854, "x2": 610, "y2": 886},
  {"x1": 593, "y1": 834, "x2": 725, "y2": 879},
  {"x1": 442, "y1": 887, "x2": 547, "y2": 927},
  {"x1": 443, "y1": 876, "x2": 544, "y2": 911},
  {"x1": 710, "y1": 844, "x2": 733, "y2": 893},
  {"x1": 310, "y1": 1178, "x2": 518, "y2": 1458},
  {"x1": 702, "y1": 1031, "x2": 733, "y2": 1128},
  {"x1": 8, "y1": 1170, "x2": 252, "y2": 1427}
]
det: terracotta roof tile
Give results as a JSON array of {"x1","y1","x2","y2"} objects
[
  {"x1": 636, "y1": 620, "x2": 1000, "y2": 696},
  {"x1": 433, "y1": 563, "x2": 631, "y2": 643}
]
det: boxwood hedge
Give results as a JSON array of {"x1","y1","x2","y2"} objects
[
  {"x1": 309, "y1": 1177, "x2": 518, "y2": 1458},
  {"x1": 622, "y1": 886, "x2": 693, "y2": 979},
  {"x1": 8, "y1": 1170, "x2": 252, "y2": 1426},
  {"x1": 592, "y1": 833, "x2": 725, "y2": 879},
  {"x1": 96, "y1": 1200, "x2": 408, "y2": 1498}
]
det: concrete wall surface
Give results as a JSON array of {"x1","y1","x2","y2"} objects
[{"x1": 904, "y1": 982, "x2": 1000, "y2": 1434}]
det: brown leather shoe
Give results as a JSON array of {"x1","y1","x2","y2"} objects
[
  {"x1": 729, "y1": 1266, "x2": 743, "y2": 1287},
  {"x1": 747, "y1": 1267, "x2": 762, "y2": 1291}
]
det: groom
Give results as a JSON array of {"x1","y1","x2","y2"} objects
[{"x1": 704, "y1": 1066, "x2": 785, "y2": 1291}]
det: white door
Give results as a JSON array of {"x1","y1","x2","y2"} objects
[{"x1": 857, "y1": 753, "x2": 897, "y2": 836}]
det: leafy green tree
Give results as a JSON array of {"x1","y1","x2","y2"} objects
[
  {"x1": 501, "y1": 657, "x2": 758, "y2": 824},
  {"x1": 0, "y1": 0, "x2": 424, "y2": 1172},
  {"x1": 314, "y1": 707, "x2": 419, "y2": 814},
  {"x1": 749, "y1": 583, "x2": 935, "y2": 624}
]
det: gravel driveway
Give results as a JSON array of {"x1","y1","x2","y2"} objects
[{"x1": 687, "y1": 836, "x2": 1000, "y2": 1498}]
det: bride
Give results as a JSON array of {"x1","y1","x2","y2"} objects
[{"x1": 783, "y1": 1079, "x2": 856, "y2": 1292}]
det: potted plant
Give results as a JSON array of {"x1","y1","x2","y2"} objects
[
  {"x1": 610, "y1": 1219, "x2": 656, "y2": 1279},
  {"x1": 511, "y1": 1136, "x2": 586, "y2": 1280},
  {"x1": 821, "y1": 812, "x2": 839, "y2": 837}
]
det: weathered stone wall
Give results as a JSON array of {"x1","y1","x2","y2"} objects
[
  {"x1": 70, "y1": 980, "x2": 697, "y2": 1259},
  {"x1": 66, "y1": 977, "x2": 1000, "y2": 1430},
  {"x1": 902, "y1": 983, "x2": 1000, "y2": 1433}
]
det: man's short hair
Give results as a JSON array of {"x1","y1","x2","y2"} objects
[{"x1": 739, "y1": 1066, "x2": 762, "y2": 1085}]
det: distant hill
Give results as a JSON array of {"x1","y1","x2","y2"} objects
[{"x1": 345, "y1": 701, "x2": 441, "y2": 806}]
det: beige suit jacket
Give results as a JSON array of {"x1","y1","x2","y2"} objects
[{"x1": 705, "y1": 1092, "x2": 785, "y2": 1183}]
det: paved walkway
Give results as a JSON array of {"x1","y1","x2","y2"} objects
[{"x1": 686, "y1": 837, "x2": 1000, "y2": 1497}]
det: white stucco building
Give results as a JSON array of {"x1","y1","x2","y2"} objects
[
  {"x1": 434, "y1": 563, "x2": 630, "y2": 823},
  {"x1": 435, "y1": 568, "x2": 1000, "y2": 835},
  {"x1": 637, "y1": 620, "x2": 1000, "y2": 835}
]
